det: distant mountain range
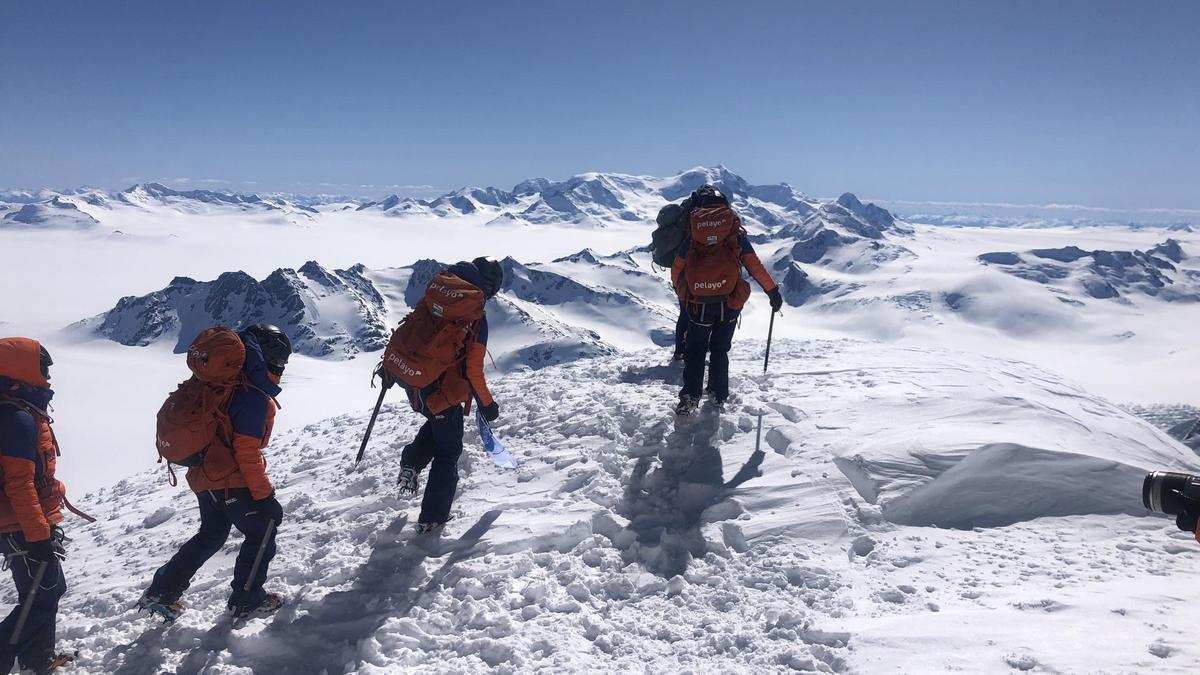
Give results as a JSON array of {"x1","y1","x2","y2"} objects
[
  {"x1": 74, "y1": 250, "x2": 679, "y2": 370},
  {"x1": 0, "y1": 166, "x2": 827, "y2": 233},
  {"x1": 5, "y1": 168, "x2": 1197, "y2": 234},
  {"x1": 352, "y1": 165, "x2": 823, "y2": 231},
  {"x1": 67, "y1": 167, "x2": 918, "y2": 365},
  {"x1": 40, "y1": 165, "x2": 1198, "y2": 362}
]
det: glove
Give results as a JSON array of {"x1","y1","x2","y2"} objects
[
  {"x1": 375, "y1": 364, "x2": 396, "y2": 390},
  {"x1": 480, "y1": 401, "x2": 500, "y2": 423},
  {"x1": 767, "y1": 287, "x2": 783, "y2": 312},
  {"x1": 254, "y1": 493, "x2": 284, "y2": 525},
  {"x1": 50, "y1": 525, "x2": 68, "y2": 561},
  {"x1": 25, "y1": 538, "x2": 56, "y2": 565}
]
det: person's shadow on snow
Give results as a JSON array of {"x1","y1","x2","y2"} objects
[
  {"x1": 618, "y1": 363, "x2": 683, "y2": 385},
  {"x1": 121, "y1": 509, "x2": 500, "y2": 675},
  {"x1": 617, "y1": 408, "x2": 764, "y2": 578}
]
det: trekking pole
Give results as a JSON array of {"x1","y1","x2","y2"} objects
[
  {"x1": 754, "y1": 413, "x2": 765, "y2": 454},
  {"x1": 9, "y1": 560, "x2": 48, "y2": 646},
  {"x1": 244, "y1": 519, "x2": 277, "y2": 593},
  {"x1": 355, "y1": 386, "x2": 388, "y2": 465},
  {"x1": 763, "y1": 310, "x2": 777, "y2": 374}
]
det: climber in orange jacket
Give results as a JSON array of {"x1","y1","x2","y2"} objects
[
  {"x1": 139, "y1": 325, "x2": 292, "y2": 621},
  {"x1": 0, "y1": 337, "x2": 76, "y2": 673}
]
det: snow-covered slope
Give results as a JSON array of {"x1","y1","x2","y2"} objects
[{"x1": 48, "y1": 340, "x2": 1200, "y2": 673}]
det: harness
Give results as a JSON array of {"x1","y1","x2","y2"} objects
[{"x1": 0, "y1": 395, "x2": 96, "y2": 524}]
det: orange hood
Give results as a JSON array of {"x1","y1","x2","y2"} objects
[{"x1": 0, "y1": 337, "x2": 50, "y2": 389}]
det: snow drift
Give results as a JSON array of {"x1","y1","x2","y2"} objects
[{"x1": 825, "y1": 344, "x2": 1197, "y2": 529}]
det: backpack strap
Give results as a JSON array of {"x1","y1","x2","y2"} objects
[
  {"x1": 243, "y1": 384, "x2": 282, "y2": 411},
  {"x1": 62, "y1": 495, "x2": 97, "y2": 524},
  {"x1": 0, "y1": 394, "x2": 49, "y2": 422}
]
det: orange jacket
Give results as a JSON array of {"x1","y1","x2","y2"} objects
[
  {"x1": 465, "y1": 339, "x2": 494, "y2": 407},
  {"x1": 0, "y1": 338, "x2": 66, "y2": 542},
  {"x1": 672, "y1": 232, "x2": 778, "y2": 310},
  {"x1": 186, "y1": 386, "x2": 277, "y2": 499},
  {"x1": 415, "y1": 331, "x2": 494, "y2": 415}
]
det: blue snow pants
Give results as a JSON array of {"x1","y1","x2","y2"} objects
[
  {"x1": 147, "y1": 488, "x2": 277, "y2": 612},
  {"x1": 400, "y1": 404, "x2": 465, "y2": 525},
  {"x1": 0, "y1": 531, "x2": 65, "y2": 673}
]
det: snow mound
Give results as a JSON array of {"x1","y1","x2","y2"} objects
[
  {"x1": 827, "y1": 344, "x2": 1197, "y2": 528},
  {"x1": 881, "y1": 442, "x2": 1148, "y2": 528}
]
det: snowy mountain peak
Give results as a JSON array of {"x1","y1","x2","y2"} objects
[
  {"x1": 978, "y1": 238, "x2": 1198, "y2": 302},
  {"x1": 356, "y1": 194, "x2": 425, "y2": 213},
  {"x1": 661, "y1": 165, "x2": 751, "y2": 201},
  {"x1": 1, "y1": 196, "x2": 99, "y2": 229},
  {"x1": 82, "y1": 262, "x2": 390, "y2": 357},
  {"x1": 834, "y1": 192, "x2": 899, "y2": 234}
]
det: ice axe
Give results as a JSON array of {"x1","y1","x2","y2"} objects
[
  {"x1": 244, "y1": 519, "x2": 277, "y2": 593},
  {"x1": 763, "y1": 309, "x2": 777, "y2": 374},
  {"x1": 9, "y1": 559, "x2": 48, "y2": 646},
  {"x1": 355, "y1": 383, "x2": 388, "y2": 466}
]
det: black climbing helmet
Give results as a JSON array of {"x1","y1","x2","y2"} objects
[
  {"x1": 692, "y1": 184, "x2": 729, "y2": 207},
  {"x1": 38, "y1": 345, "x2": 52, "y2": 381},
  {"x1": 244, "y1": 324, "x2": 292, "y2": 376},
  {"x1": 472, "y1": 257, "x2": 504, "y2": 298}
]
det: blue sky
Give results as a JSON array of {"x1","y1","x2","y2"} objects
[{"x1": 1, "y1": 0, "x2": 1196, "y2": 208}]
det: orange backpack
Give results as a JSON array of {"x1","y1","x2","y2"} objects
[
  {"x1": 382, "y1": 271, "x2": 485, "y2": 388},
  {"x1": 684, "y1": 205, "x2": 744, "y2": 300},
  {"x1": 155, "y1": 328, "x2": 245, "y2": 479}
]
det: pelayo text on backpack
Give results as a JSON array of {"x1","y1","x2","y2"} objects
[
  {"x1": 683, "y1": 205, "x2": 744, "y2": 301},
  {"x1": 382, "y1": 271, "x2": 486, "y2": 389}
]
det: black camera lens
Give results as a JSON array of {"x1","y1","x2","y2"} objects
[{"x1": 1143, "y1": 471, "x2": 1200, "y2": 515}]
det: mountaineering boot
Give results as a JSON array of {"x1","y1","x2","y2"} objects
[
  {"x1": 675, "y1": 394, "x2": 699, "y2": 416},
  {"x1": 704, "y1": 388, "x2": 730, "y2": 411},
  {"x1": 137, "y1": 590, "x2": 185, "y2": 623},
  {"x1": 44, "y1": 651, "x2": 79, "y2": 673},
  {"x1": 397, "y1": 465, "x2": 420, "y2": 495},
  {"x1": 416, "y1": 521, "x2": 446, "y2": 535},
  {"x1": 21, "y1": 650, "x2": 78, "y2": 674},
  {"x1": 229, "y1": 592, "x2": 284, "y2": 620}
]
